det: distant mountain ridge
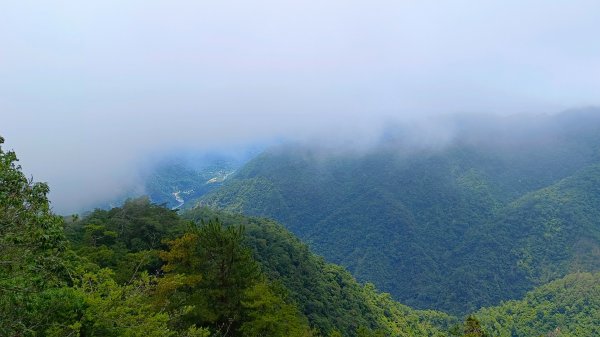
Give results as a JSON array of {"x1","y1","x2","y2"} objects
[
  {"x1": 194, "y1": 109, "x2": 600, "y2": 313},
  {"x1": 4, "y1": 120, "x2": 599, "y2": 336},
  {"x1": 3, "y1": 126, "x2": 599, "y2": 335}
]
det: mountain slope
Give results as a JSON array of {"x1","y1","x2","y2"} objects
[
  {"x1": 181, "y1": 207, "x2": 455, "y2": 336},
  {"x1": 455, "y1": 164, "x2": 600, "y2": 298},
  {"x1": 197, "y1": 110, "x2": 600, "y2": 313},
  {"x1": 476, "y1": 272, "x2": 600, "y2": 337},
  {"x1": 4, "y1": 133, "x2": 599, "y2": 336}
]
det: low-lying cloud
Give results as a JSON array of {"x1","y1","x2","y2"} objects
[{"x1": 2, "y1": 0, "x2": 600, "y2": 213}]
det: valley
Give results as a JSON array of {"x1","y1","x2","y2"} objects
[
  {"x1": 4, "y1": 1, "x2": 600, "y2": 335},
  {"x1": 2, "y1": 126, "x2": 600, "y2": 336}
]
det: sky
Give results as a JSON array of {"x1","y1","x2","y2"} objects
[{"x1": 2, "y1": 0, "x2": 600, "y2": 212}]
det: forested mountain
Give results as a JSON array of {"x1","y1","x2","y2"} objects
[
  {"x1": 197, "y1": 109, "x2": 600, "y2": 313},
  {"x1": 181, "y1": 207, "x2": 455, "y2": 336},
  {"x1": 1, "y1": 134, "x2": 452, "y2": 336},
  {"x1": 65, "y1": 198, "x2": 456, "y2": 336},
  {"x1": 476, "y1": 272, "x2": 600, "y2": 337},
  {"x1": 2, "y1": 133, "x2": 599, "y2": 336}
]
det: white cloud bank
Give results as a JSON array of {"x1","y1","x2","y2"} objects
[{"x1": 1, "y1": 0, "x2": 600, "y2": 212}]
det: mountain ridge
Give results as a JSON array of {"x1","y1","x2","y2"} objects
[{"x1": 194, "y1": 110, "x2": 600, "y2": 313}]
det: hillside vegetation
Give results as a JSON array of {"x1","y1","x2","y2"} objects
[
  {"x1": 2, "y1": 125, "x2": 599, "y2": 336},
  {"x1": 2, "y1": 135, "x2": 453, "y2": 336},
  {"x1": 198, "y1": 110, "x2": 600, "y2": 313},
  {"x1": 476, "y1": 272, "x2": 600, "y2": 337}
]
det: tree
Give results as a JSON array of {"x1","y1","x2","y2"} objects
[
  {"x1": 462, "y1": 316, "x2": 488, "y2": 337},
  {"x1": 160, "y1": 218, "x2": 260, "y2": 333},
  {"x1": 68, "y1": 197, "x2": 188, "y2": 283},
  {"x1": 0, "y1": 135, "x2": 70, "y2": 335},
  {"x1": 240, "y1": 279, "x2": 314, "y2": 337},
  {"x1": 77, "y1": 269, "x2": 175, "y2": 336},
  {"x1": 0, "y1": 136, "x2": 182, "y2": 336}
]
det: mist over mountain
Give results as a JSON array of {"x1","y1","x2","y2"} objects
[
  {"x1": 4, "y1": 0, "x2": 600, "y2": 213},
  {"x1": 196, "y1": 109, "x2": 600, "y2": 313},
  {"x1": 4, "y1": 130, "x2": 599, "y2": 335},
  {"x1": 134, "y1": 147, "x2": 263, "y2": 209},
  {"x1": 3, "y1": 1, "x2": 600, "y2": 335}
]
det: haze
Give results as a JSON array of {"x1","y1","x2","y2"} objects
[{"x1": 2, "y1": 0, "x2": 600, "y2": 213}]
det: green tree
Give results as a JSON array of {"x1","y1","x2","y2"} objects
[
  {"x1": 46, "y1": 269, "x2": 176, "y2": 337},
  {"x1": 240, "y1": 279, "x2": 314, "y2": 337},
  {"x1": 160, "y1": 218, "x2": 260, "y2": 333},
  {"x1": 0, "y1": 136, "x2": 70, "y2": 335},
  {"x1": 462, "y1": 316, "x2": 488, "y2": 337},
  {"x1": 67, "y1": 197, "x2": 188, "y2": 283},
  {"x1": 0, "y1": 137, "x2": 187, "y2": 336}
]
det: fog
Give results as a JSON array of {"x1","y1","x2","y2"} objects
[{"x1": 1, "y1": 0, "x2": 600, "y2": 213}]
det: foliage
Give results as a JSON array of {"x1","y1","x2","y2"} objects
[
  {"x1": 197, "y1": 111, "x2": 600, "y2": 313},
  {"x1": 460, "y1": 316, "x2": 489, "y2": 337},
  {"x1": 183, "y1": 207, "x2": 454, "y2": 336},
  {"x1": 54, "y1": 269, "x2": 176, "y2": 337},
  {"x1": 240, "y1": 279, "x2": 314, "y2": 337},
  {"x1": 67, "y1": 197, "x2": 188, "y2": 282},
  {"x1": 0, "y1": 136, "x2": 70, "y2": 335},
  {"x1": 159, "y1": 218, "x2": 261, "y2": 332},
  {"x1": 475, "y1": 272, "x2": 600, "y2": 337},
  {"x1": 3, "y1": 131, "x2": 600, "y2": 337}
]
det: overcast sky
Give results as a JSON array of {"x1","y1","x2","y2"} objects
[{"x1": 2, "y1": 0, "x2": 600, "y2": 212}]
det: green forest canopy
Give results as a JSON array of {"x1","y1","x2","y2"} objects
[{"x1": 2, "y1": 135, "x2": 599, "y2": 336}]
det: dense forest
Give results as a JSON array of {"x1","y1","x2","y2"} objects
[
  {"x1": 197, "y1": 109, "x2": 600, "y2": 314},
  {"x1": 5, "y1": 0, "x2": 600, "y2": 334},
  {"x1": 2, "y1": 135, "x2": 600, "y2": 336}
]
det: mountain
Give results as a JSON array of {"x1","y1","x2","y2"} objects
[
  {"x1": 196, "y1": 109, "x2": 600, "y2": 313},
  {"x1": 181, "y1": 207, "x2": 455, "y2": 336},
  {"x1": 476, "y1": 272, "x2": 600, "y2": 337},
  {"x1": 3, "y1": 130, "x2": 598, "y2": 336},
  {"x1": 63, "y1": 198, "x2": 600, "y2": 337},
  {"x1": 62, "y1": 199, "x2": 600, "y2": 337},
  {"x1": 63, "y1": 197, "x2": 455, "y2": 336}
]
